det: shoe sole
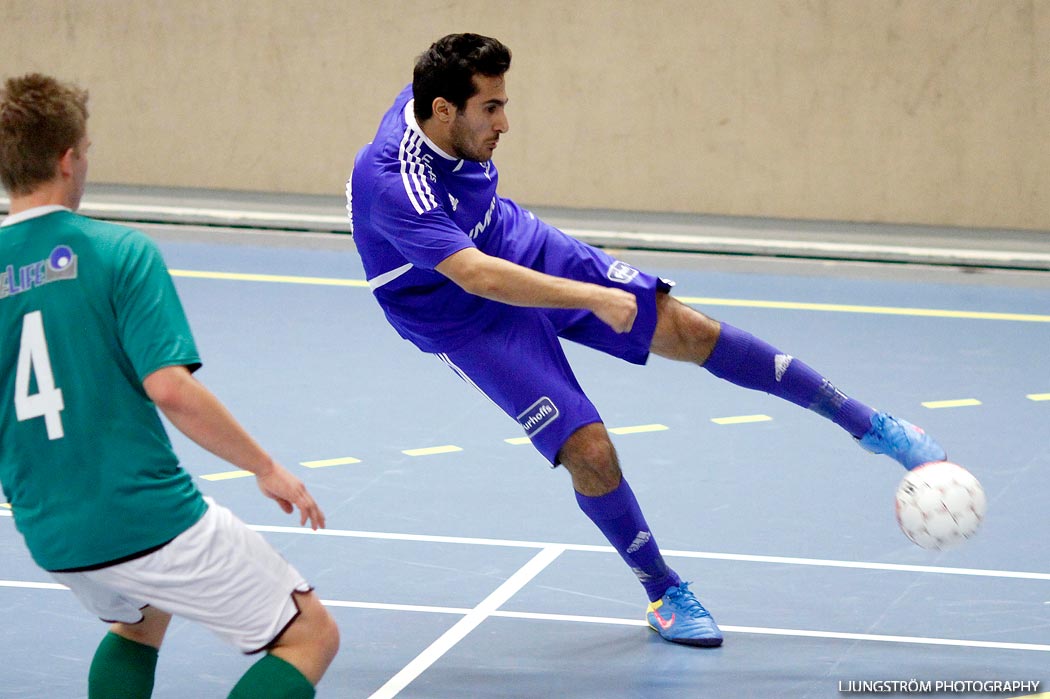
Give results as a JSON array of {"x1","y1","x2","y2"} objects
[{"x1": 648, "y1": 624, "x2": 724, "y2": 647}]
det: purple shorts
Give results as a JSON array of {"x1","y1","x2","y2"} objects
[{"x1": 438, "y1": 212, "x2": 672, "y2": 465}]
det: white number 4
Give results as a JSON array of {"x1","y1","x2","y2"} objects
[{"x1": 15, "y1": 311, "x2": 65, "y2": 440}]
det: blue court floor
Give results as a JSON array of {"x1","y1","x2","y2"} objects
[{"x1": 1, "y1": 205, "x2": 1048, "y2": 698}]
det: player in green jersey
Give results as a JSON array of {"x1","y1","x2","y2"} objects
[{"x1": 0, "y1": 74, "x2": 339, "y2": 698}]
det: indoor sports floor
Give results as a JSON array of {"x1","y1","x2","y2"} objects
[{"x1": 1, "y1": 193, "x2": 1048, "y2": 698}]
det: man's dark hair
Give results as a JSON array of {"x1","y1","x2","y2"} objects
[{"x1": 413, "y1": 33, "x2": 511, "y2": 122}]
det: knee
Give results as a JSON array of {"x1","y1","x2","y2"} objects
[
  {"x1": 652, "y1": 295, "x2": 721, "y2": 363},
  {"x1": 559, "y1": 424, "x2": 622, "y2": 496}
]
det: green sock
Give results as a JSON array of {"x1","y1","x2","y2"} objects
[
  {"x1": 88, "y1": 631, "x2": 159, "y2": 699},
  {"x1": 228, "y1": 654, "x2": 315, "y2": 699}
]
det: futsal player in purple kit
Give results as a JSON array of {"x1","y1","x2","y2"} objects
[{"x1": 346, "y1": 33, "x2": 946, "y2": 647}]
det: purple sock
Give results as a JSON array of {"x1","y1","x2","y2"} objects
[
  {"x1": 703, "y1": 323, "x2": 875, "y2": 438},
  {"x1": 575, "y1": 478, "x2": 680, "y2": 602}
]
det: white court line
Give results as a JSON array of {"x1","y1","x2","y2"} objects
[
  {"x1": 492, "y1": 611, "x2": 1050, "y2": 654},
  {"x1": 4, "y1": 578, "x2": 1048, "y2": 654},
  {"x1": 658, "y1": 549, "x2": 1050, "y2": 581},
  {"x1": 366, "y1": 545, "x2": 565, "y2": 699},
  {"x1": 322, "y1": 600, "x2": 472, "y2": 615},
  {"x1": 247, "y1": 524, "x2": 1050, "y2": 581},
  {"x1": 0, "y1": 580, "x2": 66, "y2": 590},
  {"x1": 319, "y1": 605, "x2": 1050, "y2": 653},
  {"x1": 711, "y1": 625, "x2": 1050, "y2": 653}
]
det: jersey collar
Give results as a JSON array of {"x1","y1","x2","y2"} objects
[
  {"x1": 404, "y1": 99, "x2": 461, "y2": 164},
  {"x1": 0, "y1": 205, "x2": 70, "y2": 228}
]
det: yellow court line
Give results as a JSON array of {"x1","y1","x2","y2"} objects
[
  {"x1": 0, "y1": 503, "x2": 10, "y2": 509},
  {"x1": 168, "y1": 269, "x2": 1049, "y2": 323},
  {"x1": 1009, "y1": 694, "x2": 1049, "y2": 699},
  {"x1": 711, "y1": 415, "x2": 773, "y2": 425},
  {"x1": 402, "y1": 445, "x2": 463, "y2": 457},
  {"x1": 609, "y1": 424, "x2": 669, "y2": 435},
  {"x1": 170, "y1": 269, "x2": 369, "y2": 287},
  {"x1": 1027, "y1": 393, "x2": 1050, "y2": 402},
  {"x1": 677, "y1": 296, "x2": 1050, "y2": 323},
  {"x1": 922, "y1": 398, "x2": 983, "y2": 409},
  {"x1": 504, "y1": 437, "x2": 531, "y2": 445},
  {"x1": 200, "y1": 470, "x2": 254, "y2": 481},
  {"x1": 300, "y1": 457, "x2": 362, "y2": 468}
]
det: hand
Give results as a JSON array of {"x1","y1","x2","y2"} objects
[
  {"x1": 255, "y1": 465, "x2": 326, "y2": 530},
  {"x1": 592, "y1": 287, "x2": 638, "y2": 333}
]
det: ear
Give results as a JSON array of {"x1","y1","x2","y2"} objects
[
  {"x1": 431, "y1": 96, "x2": 455, "y2": 124},
  {"x1": 57, "y1": 147, "x2": 77, "y2": 178}
]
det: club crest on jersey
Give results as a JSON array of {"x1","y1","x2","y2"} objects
[
  {"x1": 0, "y1": 245, "x2": 78, "y2": 301},
  {"x1": 606, "y1": 261, "x2": 638, "y2": 284},
  {"x1": 517, "y1": 396, "x2": 559, "y2": 437}
]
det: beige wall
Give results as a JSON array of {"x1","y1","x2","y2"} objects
[{"x1": 3, "y1": 0, "x2": 1047, "y2": 230}]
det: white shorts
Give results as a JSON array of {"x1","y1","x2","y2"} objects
[{"x1": 50, "y1": 499, "x2": 310, "y2": 654}]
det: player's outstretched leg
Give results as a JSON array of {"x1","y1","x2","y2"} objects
[
  {"x1": 562, "y1": 424, "x2": 723, "y2": 647},
  {"x1": 651, "y1": 297, "x2": 946, "y2": 470},
  {"x1": 702, "y1": 322, "x2": 946, "y2": 470}
]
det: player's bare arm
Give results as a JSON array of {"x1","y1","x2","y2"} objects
[
  {"x1": 142, "y1": 365, "x2": 325, "y2": 529},
  {"x1": 436, "y1": 247, "x2": 638, "y2": 333}
]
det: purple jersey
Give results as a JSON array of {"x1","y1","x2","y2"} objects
[
  {"x1": 348, "y1": 85, "x2": 518, "y2": 352},
  {"x1": 348, "y1": 87, "x2": 673, "y2": 463}
]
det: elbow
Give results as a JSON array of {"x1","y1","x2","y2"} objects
[
  {"x1": 143, "y1": 366, "x2": 192, "y2": 412},
  {"x1": 437, "y1": 249, "x2": 505, "y2": 300},
  {"x1": 457, "y1": 268, "x2": 501, "y2": 299}
]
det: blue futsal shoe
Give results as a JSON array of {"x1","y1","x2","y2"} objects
[
  {"x1": 646, "y1": 582, "x2": 723, "y2": 647},
  {"x1": 858, "y1": 411, "x2": 946, "y2": 470}
]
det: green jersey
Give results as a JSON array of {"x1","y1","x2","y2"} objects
[{"x1": 0, "y1": 207, "x2": 207, "y2": 571}]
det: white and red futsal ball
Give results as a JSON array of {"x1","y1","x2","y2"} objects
[{"x1": 895, "y1": 461, "x2": 986, "y2": 550}]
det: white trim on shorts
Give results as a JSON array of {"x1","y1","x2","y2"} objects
[{"x1": 50, "y1": 498, "x2": 311, "y2": 654}]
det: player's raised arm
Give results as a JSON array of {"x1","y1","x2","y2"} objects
[
  {"x1": 436, "y1": 247, "x2": 638, "y2": 333},
  {"x1": 142, "y1": 365, "x2": 325, "y2": 530}
]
